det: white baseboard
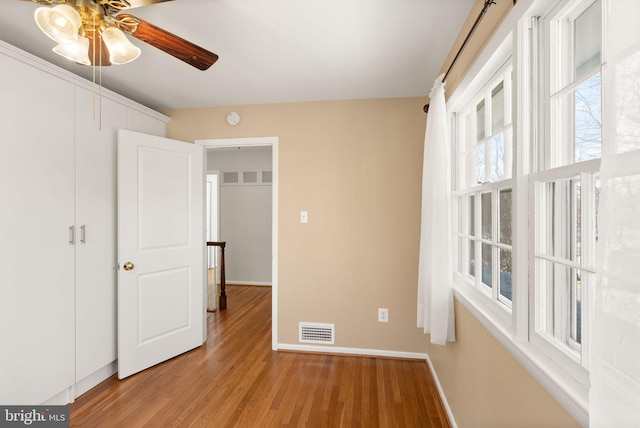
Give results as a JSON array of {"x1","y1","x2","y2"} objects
[
  {"x1": 42, "y1": 387, "x2": 74, "y2": 406},
  {"x1": 40, "y1": 361, "x2": 117, "y2": 405},
  {"x1": 227, "y1": 281, "x2": 272, "y2": 286},
  {"x1": 276, "y1": 342, "x2": 427, "y2": 360},
  {"x1": 75, "y1": 361, "x2": 118, "y2": 399},
  {"x1": 425, "y1": 354, "x2": 457, "y2": 428}
]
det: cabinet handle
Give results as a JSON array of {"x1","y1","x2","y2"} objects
[
  {"x1": 80, "y1": 225, "x2": 86, "y2": 243},
  {"x1": 69, "y1": 225, "x2": 75, "y2": 245}
]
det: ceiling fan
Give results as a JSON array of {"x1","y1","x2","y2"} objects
[{"x1": 24, "y1": 0, "x2": 218, "y2": 70}]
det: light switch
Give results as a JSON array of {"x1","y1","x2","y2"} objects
[{"x1": 300, "y1": 211, "x2": 308, "y2": 223}]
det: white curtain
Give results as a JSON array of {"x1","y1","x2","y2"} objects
[
  {"x1": 590, "y1": 0, "x2": 640, "y2": 425},
  {"x1": 417, "y1": 74, "x2": 455, "y2": 345}
]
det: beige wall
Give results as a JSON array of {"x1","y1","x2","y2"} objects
[
  {"x1": 427, "y1": 301, "x2": 580, "y2": 428},
  {"x1": 162, "y1": 97, "x2": 430, "y2": 353}
]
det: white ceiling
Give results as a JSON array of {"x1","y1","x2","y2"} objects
[{"x1": 0, "y1": 0, "x2": 474, "y2": 111}]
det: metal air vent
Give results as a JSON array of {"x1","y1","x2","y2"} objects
[{"x1": 299, "y1": 322, "x2": 335, "y2": 344}]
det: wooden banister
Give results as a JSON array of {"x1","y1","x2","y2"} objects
[{"x1": 207, "y1": 241, "x2": 227, "y2": 310}]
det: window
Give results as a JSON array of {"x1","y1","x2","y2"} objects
[
  {"x1": 531, "y1": 0, "x2": 602, "y2": 367},
  {"x1": 453, "y1": 62, "x2": 514, "y2": 312},
  {"x1": 448, "y1": 0, "x2": 604, "y2": 419}
]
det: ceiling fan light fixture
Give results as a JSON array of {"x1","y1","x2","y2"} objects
[
  {"x1": 34, "y1": 4, "x2": 82, "y2": 44},
  {"x1": 101, "y1": 27, "x2": 141, "y2": 65},
  {"x1": 53, "y1": 36, "x2": 91, "y2": 66}
]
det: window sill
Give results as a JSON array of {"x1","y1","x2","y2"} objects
[{"x1": 452, "y1": 285, "x2": 589, "y2": 426}]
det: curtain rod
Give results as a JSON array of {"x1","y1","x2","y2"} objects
[{"x1": 423, "y1": 0, "x2": 497, "y2": 113}]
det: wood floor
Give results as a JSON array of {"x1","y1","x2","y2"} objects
[{"x1": 70, "y1": 285, "x2": 450, "y2": 427}]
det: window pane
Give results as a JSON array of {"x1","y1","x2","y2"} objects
[
  {"x1": 490, "y1": 133, "x2": 505, "y2": 182},
  {"x1": 476, "y1": 100, "x2": 485, "y2": 142},
  {"x1": 469, "y1": 240, "x2": 476, "y2": 277},
  {"x1": 571, "y1": 269, "x2": 586, "y2": 344},
  {"x1": 574, "y1": 0, "x2": 601, "y2": 78},
  {"x1": 492, "y1": 81, "x2": 504, "y2": 131},
  {"x1": 481, "y1": 192, "x2": 492, "y2": 240},
  {"x1": 536, "y1": 259, "x2": 579, "y2": 352},
  {"x1": 554, "y1": 73, "x2": 602, "y2": 167},
  {"x1": 469, "y1": 195, "x2": 475, "y2": 236},
  {"x1": 574, "y1": 73, "x2": 602, "y2": 162},
  {"x1": 476, "y1": 145, "x2": 486, "y2": 184},
  {"x1": 539, "y1": 178, "x2": 580, "y2": 262},
  {"x1": 499, "y1": 249, "x2": 512, "y2": 303},
  {"x1": 482, "y1": 243, "x2": 492, "y2": 288},
  {"x1": 499, "y1": 188, "x2": 512, "y2": 245}
]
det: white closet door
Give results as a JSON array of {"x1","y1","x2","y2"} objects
[
  {"x1": 0, "y1": 53, "x2": 76, "y2": 404},
  {"x1": 74, "y1": 88, "x2": 128, "y2": 383},
  {"x1": 128, "y1": 108, "x2": 166, "y2": 137}
]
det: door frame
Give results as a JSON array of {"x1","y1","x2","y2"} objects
[
  {"x1": 206, "y1": 171, "x2": 220, "y2": 269},
  {"x1": 196, "y1": 136, "x2": 279, "y2": 350}
]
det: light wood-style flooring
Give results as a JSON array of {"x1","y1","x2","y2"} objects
[{"x1": 70, "y1": 285, "x2": 450, "y2": 427}]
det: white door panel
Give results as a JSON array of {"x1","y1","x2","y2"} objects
[
  {"x1": 75, "y1": 88, "x2": 128, "y2": 382},
  {"x1": 117, "y1": 129, "x2": 205, "y2": 379},
  {"x1": 0, "y1": 53, "x2": 76, "y2": 404}
]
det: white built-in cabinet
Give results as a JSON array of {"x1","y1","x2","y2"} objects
[{"x1": 0, "y1": 41, "x2": 167, "y2": 405}]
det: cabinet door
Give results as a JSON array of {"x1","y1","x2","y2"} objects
[
  {"x1": 0, "y1": 53, "x2": 75, "y2": 404},
  {"x1": 128, "y1": 109, "x2": 166, "y2": 137},
  {"x1": 74, "y1": 88, "x2": 128, "y2": 382}
]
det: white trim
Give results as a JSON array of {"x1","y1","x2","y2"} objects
[
  {"x1": 226, "y1": 281, "x2": 272, "y2": 286},
  {"x1": 41, "y1": 387, "x2": 74, "y2": 406},
  {"x1": 196, "y1": 137, "x2": 279, "y2": 350},
  {"x1": 74, "y1": 361, "x2": 118, "y2": 399},
  {"x1": 425, "y1": 355, "x2": 458, "y2": 428},
  {"x1": 277, "y1": 343, "x2": 428, "y2": 361}
]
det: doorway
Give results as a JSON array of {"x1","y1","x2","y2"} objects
[{"x1": 196, "y1": 137, "x2": 279, "y2": 350}]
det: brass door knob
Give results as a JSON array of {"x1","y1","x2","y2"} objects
[{"x1": 123, "y1": 261, "x2": 135, "y2": 271}]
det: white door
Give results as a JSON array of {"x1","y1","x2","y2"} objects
[
  {"x1": 117, "y1": 129, "x2": 205, "y2": 379},
  {"x1": 0, "y1": 55, "x2": 76, "y2": 404}
]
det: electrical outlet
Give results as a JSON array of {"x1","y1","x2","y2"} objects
[{"x1": 378, "y1": 308, "x2": 389, "y2": 323}]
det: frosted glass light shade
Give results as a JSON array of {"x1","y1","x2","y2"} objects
[
  {"x1": 101, "y1": 27, "x2": 140, "y2": 64},
  {"x1": 34, "y1": 4, "x2": 81, "y2": 44},
  {"x1": 53, "y1": 36, "x2": 91, "y2": 66}
]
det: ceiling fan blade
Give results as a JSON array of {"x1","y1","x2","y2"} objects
[{"x1": 116, "y1": 14, "x2": 218, "y2": 70}]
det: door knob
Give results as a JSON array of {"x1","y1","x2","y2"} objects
[{"x1": 123, "y1": 261, "x2": 135, "y2": 271}]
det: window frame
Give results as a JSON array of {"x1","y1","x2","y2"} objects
[
  {"x1": 528, "y1": 0, "x2": 602, "y2": 379},
  {"x1": 452, "y1": 58, "x2": 515, "y2": 326},
  {"x1": 444, "y1": 0, "x2": 603, "y2": 424}
]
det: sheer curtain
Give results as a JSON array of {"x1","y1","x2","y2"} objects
[
  {"x1": 417, "y1": 74, "x2": 455, "y2": 345},
  {"x1": 590, "y1": 0, "x2": 640, "y2": 425}
]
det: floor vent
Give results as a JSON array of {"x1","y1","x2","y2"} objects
[{"x1": 299, "y1": 322, "x2": 335, "y2": 345}]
